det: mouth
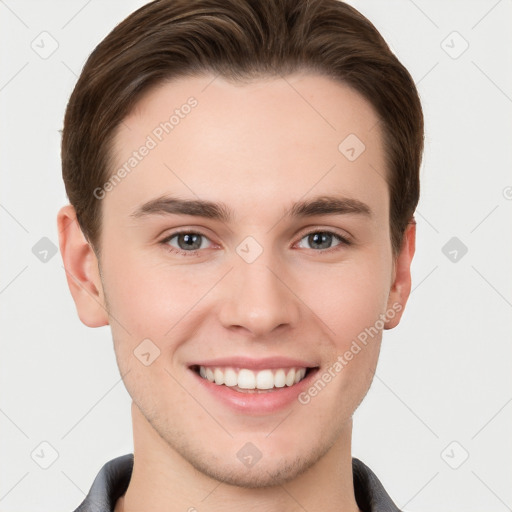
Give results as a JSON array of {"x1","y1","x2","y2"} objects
[{"x1": 189, "y1": 364, "x2": 319, "y2": 393}]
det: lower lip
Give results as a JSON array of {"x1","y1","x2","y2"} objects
[{"x1": 189, "y1": 367, "x2": 320, "y2": 415}]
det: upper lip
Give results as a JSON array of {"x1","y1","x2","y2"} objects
[{"x1": 188, "y1": 356, "x2": 319, "y2": 371}]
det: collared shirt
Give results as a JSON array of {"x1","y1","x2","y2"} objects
[{"x1": 73, "y1": 453, "x2": 403, "y2": 512}]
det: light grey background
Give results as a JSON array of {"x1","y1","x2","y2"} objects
[{"x1": 1, "y1": 1, "x2": 511, "y2": 510}]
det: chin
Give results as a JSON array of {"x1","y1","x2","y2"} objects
[{"x1": 189, "y1": 454, "x2": 314, "y2": 489}]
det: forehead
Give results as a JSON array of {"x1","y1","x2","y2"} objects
[{"x1": 106, "y1": 73, "x2": 388, "y2": 223}]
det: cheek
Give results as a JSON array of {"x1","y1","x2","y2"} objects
[
  {"x1": 102, "y1": 248, "x2": 204, "y2": 336},
  {"x1": 296, "y1": 256, "x2": 390, "y2": 404},
  {"x1": 296, "y1": 265, "x2": 387, "y2": 420},
  {"x1": 301, "y1": 258, "x2": 391, "y2": 344},
  {"x1": 103, "y1": 253, "x2": 220, "y2": 390}
]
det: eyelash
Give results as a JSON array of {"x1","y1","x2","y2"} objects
[{"x1": 159, "y1": 229, "x2": 352, "y2": 257}]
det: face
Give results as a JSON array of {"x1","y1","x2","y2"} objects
[{"x1": 59, "y1": 73, "x2": 414, "y2": 488}]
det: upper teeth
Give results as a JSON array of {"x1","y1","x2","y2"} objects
[{"x1": 198, "y1": 366, "x2": 307, "y2": 389}]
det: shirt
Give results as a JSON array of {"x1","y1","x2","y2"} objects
[{"x1": 73, "y1": 453, "x2": 403, "y2": 512}]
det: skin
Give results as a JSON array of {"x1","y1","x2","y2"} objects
[{"x1": 57, "y1": 73, "x2": 415, "y2": 512}]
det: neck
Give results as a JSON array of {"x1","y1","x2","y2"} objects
[{"x1": 115, "y1": 403, "x2": 361, "y2": 512}]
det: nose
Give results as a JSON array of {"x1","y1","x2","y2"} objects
[{"x1": 218, "y1": 249, "x2": 301, "y2": 338}]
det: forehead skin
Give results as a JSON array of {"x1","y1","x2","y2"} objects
[{"x1": 105, "y1": 74, "x2": 390, "y2": 258}]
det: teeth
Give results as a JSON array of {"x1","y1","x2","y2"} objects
[
  {"x1": 256, "y1": 369, "x2": 274, "y2": 390},
  {"x1": 213, "y1": 368, "x2": 224, "y2": 385},
  {"x1": 196, "y1": 366, "x2": 308, "y2": 390},
  {"x1": 238, "y1": 369, "x2": 256, "y2": 389},
  {"x1": 205, "y1": 367, "x2": 215, "y2": 382},
  {"x1": 274, "y1": 369, "x2": 286, "y2": 388},
  {"x1": 224, "y1": 368, "x2": 238, "y2": 387}
]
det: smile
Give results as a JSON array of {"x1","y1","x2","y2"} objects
[{"x1": 192, "y1": 365, "x2": 311, "y2": 393}]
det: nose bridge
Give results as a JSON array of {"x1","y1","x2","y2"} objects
[{"x1": 219, "y1": 240, "x2": 300, "y2": 336}]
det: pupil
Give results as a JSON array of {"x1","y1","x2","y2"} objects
[
  {"x1": 179, "y1": 233, "x2": 200, "y2": 250},
  {"x1": 310, "y1": 232, "x2": 331, "y2": 249}
]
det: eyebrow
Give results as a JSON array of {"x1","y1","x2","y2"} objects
[{"x1": 129, "y1": 194, "x2": 372, "y2": 222}]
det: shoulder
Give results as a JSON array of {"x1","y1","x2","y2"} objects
[
  {"x1": 72, "y1": 454, "x2": 133, "y2": 512},
  {"x1": 352, "y1": 457, "x2": 403, "y2": 512}
]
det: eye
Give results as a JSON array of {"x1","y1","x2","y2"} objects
[
  {"x1": 159, "y1": 228, "x2": 351, "y2": 257},
  {"x1": 160, "y1": 231, "x2": 213, "y2": 257},
  {"x1": 295, "y1": 230, "x2": 351, "y2": 252}
]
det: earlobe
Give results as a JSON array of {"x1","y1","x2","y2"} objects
[
  {"x1": 57, "y1": 204, "x2": 110, "y2": 328},
  {"x1": 384, "y1": 220, "x2": 416, "y2": 329}
]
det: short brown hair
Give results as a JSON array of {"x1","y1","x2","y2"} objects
[{"x1": 61, "y1": 0, "x2": 424, "y2": 257}]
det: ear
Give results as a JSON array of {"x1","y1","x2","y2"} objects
[
  {"x1": 57, "y1": 204, "x2": 109, "y2": 328},
  {"x1": 384, "y1": 219, "x2": 416, "y2": 329}
]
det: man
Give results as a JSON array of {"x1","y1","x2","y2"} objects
[{"x1": 57, "y1": 0, "x2": 423, "y2": 510}]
